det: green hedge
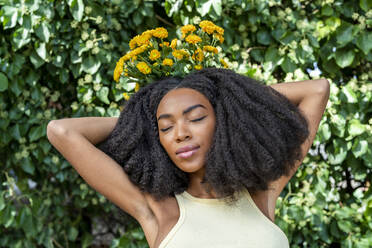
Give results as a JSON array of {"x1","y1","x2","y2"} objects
[{"x1": 0, "y1": 0, "x2": 371, "y2": 247}]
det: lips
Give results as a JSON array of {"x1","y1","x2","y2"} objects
[{"x1": 176, "y1": 145, "x2": 200, "y2": 155}]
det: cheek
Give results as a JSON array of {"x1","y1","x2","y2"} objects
[{"x1": 159, "y1": 135, "x2": 172, "y2": 155}]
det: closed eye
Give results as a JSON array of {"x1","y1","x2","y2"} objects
[
  {"x1": 160, "y1": 116, "x2": 207, "y2": 132},
  {"x1": 190, "y1": 116, "x2": 207, "y2": 122}
]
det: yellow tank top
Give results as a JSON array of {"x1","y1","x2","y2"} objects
[{"x1": 158, "y1": 187, "x2": 289, "y2": 248}]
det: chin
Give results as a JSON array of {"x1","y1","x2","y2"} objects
[{"x1": 177, "y1": 162, "x2": 205, "y2": 173}]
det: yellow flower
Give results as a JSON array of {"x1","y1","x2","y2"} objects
[
  {"x1": 129, "y1": 32, "x2": 152, "y2": 49},
  {"x1": 192, "y1": 48, "x2": 204, "y2": 62},
  {"x1": 220, "y1": 58, "x2": 229, "y2": 68},
  {"x1": 143, "y1": 29, "x2": 155, "y2": 36},
  {"x1": 199, "y1": 20, "x2": 224, "y2": 36},
  {"x1": 152, "y1": 27, "x2": 168, "y2": 39},
  {"x1": 122, "y1": 52, "x2": 132, "y2": 62},
  {"x1": 215, "y1": 26, "x2": 224, "y2": 35},
  {"x1": 135, "y1": 83, "x2": 140, "y2": 92},
  {"x1": 153, "y1": 62, "x2": 159, "y2": 66},
  {"x1": 203, "y1": 45, "x2": 218, "y2": 54},
  {"x1": 162, "y1": 58, "x2": 173, "y2": 66},
  {"x1": 132, "y1": 44, "x2": 148, "y2": 56},
  {"x1": 172, "y1": 49, "x2": 189, "y2": 60},
  {"x1": 194, "y1": 64, "x2": 203, "y2": 70},
  {"x1": 123, "y1": 92, "x2": 130, "y2": 100},
  {"x1": 170, "y1": 38, "x2": 178, "y2": 49},
  {"x1": 113, "y1": 58, "x2": 124, "y2": 82},
  {"x1": 199, "y1": 20, "x2": 216, "y2": 34},
  {"x1": 149, "y1": 49, "x2": 161, "y2": 61},
  {"x1": 136, "y1": 61, "x2": 151, "y2": 74},
  {"x1": 214, "y1": 33, "x2": 224, "y2": 43},
  {"x1": 124, "y1": 68, "x2": 129, "y2": 77},
  {"x1": 159, "y1": 41, "x2": 169, "y2": 47},
  {"x1": 137, "y1": 33, "x2": 151, "y2": 46},
  {"x1": 185, "y1": 34, "x2": 202, "y2": 45},
  {"x1": 129, "y1": 35, "x2": 140, "y2": 49},
  {"x1": 181, "y1": 24, "x2": 196, "y2": 38}
]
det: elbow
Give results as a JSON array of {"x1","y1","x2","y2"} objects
[
  {"x1": 317, "y1": 78, "x2": 330, "y2": 94},
  {"x1": 47, "y1": 120, "x2": 69, "y2": 143}
]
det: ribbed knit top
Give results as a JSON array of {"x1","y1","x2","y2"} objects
[{"x1": 158, "y1": 187, "x2": 289, "y2": 248}]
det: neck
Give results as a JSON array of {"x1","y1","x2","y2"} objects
[{"x1": 187, "y1": 168, "x2": 218, "y2": 198}]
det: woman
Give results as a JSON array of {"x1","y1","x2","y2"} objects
[{"x1": 47, "y1": 67, "x2": 330, "y2": 247}]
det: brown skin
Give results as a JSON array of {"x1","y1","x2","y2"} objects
[{"x1": 156, "y1": 88, "x2": 219, "y2": 198}]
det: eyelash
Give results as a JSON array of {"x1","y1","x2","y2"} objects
[{"x1": 160, "y1": 116, "x2": 207, "y2": 132}]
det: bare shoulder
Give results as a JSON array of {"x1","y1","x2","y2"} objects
[{"x1": 249, "y1": 189, "x2": 278, "y2": 222}]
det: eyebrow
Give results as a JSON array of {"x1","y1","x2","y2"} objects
[{"x1": 157, "y1": 104, "x2": 206, "y2": 121}]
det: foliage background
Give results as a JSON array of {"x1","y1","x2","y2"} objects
[{"x1": 0, "y1": 0, "x2": 371, "y2": 247}]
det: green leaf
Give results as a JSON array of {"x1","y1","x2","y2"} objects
[
  {"x1": 320, "y1": 123, "x2": 331, "y2": 141},
  {"x1": 352, "y1": 138, "x2": 368, "y2": 158},
  {"x1": 133, "y1": 11, "x2": 142, "y2": 26},
  {"x1": 21, "y1": 157, "x2": 35, "y2": 175},
  {"x1": 257, "y1": 30, "x2": 272, "y2": 45},
  {"x1": 335, "y1": 49, "x2": 354, "y2": 68},
  {"x1": 82, "y1": 233, "x2": 93, "y2": 248},
  {"x1": 39, "y1": 139, "x2": 51, "y2": 154},
  {"x1": 337, "y1": 220, "x2": 353, "y2": 233},
  {"x1": 29, "y1": 125, "x2": 45, "y2": 142},
  {"x1": 0, "y1": 192, "x2": 5, "y2": 211},
  {"x1": 336, "y1": 22, "x2": 354, "y2": 45},
  {"x1": 359, "y1": 0, "x2": 372, "y2": 11},
  {"x1": 123, "y1": 82, "x2": 136, "y2": 92},
  {"x1": 356, "y1": 32, "x2": 372, "y2": 55},
  {"x1": 12, "y1": 27, "x2": 31, "y2": 50},
  {"x1": 307, "y1": 34, "x2": 319, "y2": 48},
  {"x1": 280, "y1": 31, "x2": 296, "y2": 45},
  {"x1": 1, "y1": 6, "x2": 18, "y2": 29},
  {"x1": 82, "y1": 88, "x2": 93, "y2": 103},
  {"x1": 19, "y1": 207, "x2": 35, "y2": 236},
  {"x1": 53, "y1": 53, "x2": 67, "y2": 68},
  {"x1": 325, "y1": 17, "x2": 341, "y2": 31},
  {"x1": 264, "y1": 47, "x2": 283, "y2": 66},
  {"x1": 250, "y1": 49, "x2": 264, "y2": 63},
  {"x1": 197, "y1": 0, "x2": 214, "y2": 16},
  {"x1": 348, "y1": 119, "x2": 366, "y2": 137},
  {"x1": 68, "y1": 227, "x2": 79, "y2": 241},
  {"x1": 321, "y1": 5, "x2": 333, "y2": 16},
  {"x1": 212, "y1": 0, "x2": 222, "y2": 16},
  {"x1": 9, "y1": 78, "x2": 22, "y2": 96},
  {"x1": 68, "y1": 0, "x2": 84, "y2": 21},
  {"x1": 82, "y1": 56, "x2": 101, "y2": 74},
  {"x1": 330, "y1": 220, "x2": 342, "y2": 238},
  {"x1": 340, "y1": 85, "x2": 358, "y2": 103},
  {"x1": 271, "y1": 28, "x2": 286, "y2": 42},
  {"x1": 35, "y1": 22, "x2": 50, "y2": 43},
  {"x1": 35, "y1": 42, "x2": 47, "y2": 61},
  {"x1": 10, "y1": 124, "x2": 21, "y2": 140},
  {"x1": 97, "y1": 87, "x2": 110, "y2": 104},
  {"x1": 0, "y1": 72, "x2": 9, "y2": 92},
  {"x1": 30, "y1": 51, "x2": 45, "y2": 69},
  {"x1": 327, "y1": 138, "x2": 348, "y2": 165},
  {"x1": 59, "y1": 68, "x2": 70, "y2": 84}
]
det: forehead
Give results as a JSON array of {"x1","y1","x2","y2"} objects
[{"x1": 156, "y1": 88, "x2": 212, "y2": 116}]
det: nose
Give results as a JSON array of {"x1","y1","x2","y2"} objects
[{"x1": 175, "y1": 121, "x2": 191, "y2": 142}]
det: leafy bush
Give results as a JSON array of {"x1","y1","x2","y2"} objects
[{"x1": 0, "y1": 0, "x2": 371, "y2": 247}]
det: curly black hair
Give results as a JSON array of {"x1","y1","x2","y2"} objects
[{"x1": 98, "y1": 67, "x2": 310, "y2": 203}]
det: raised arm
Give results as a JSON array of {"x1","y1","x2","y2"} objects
[
  {"x1": 46, "y1": 117, "x2": 152, "y2": 221},
  {"x1": 267, "y1": 78, "x2": 330, "y2": 198}
]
